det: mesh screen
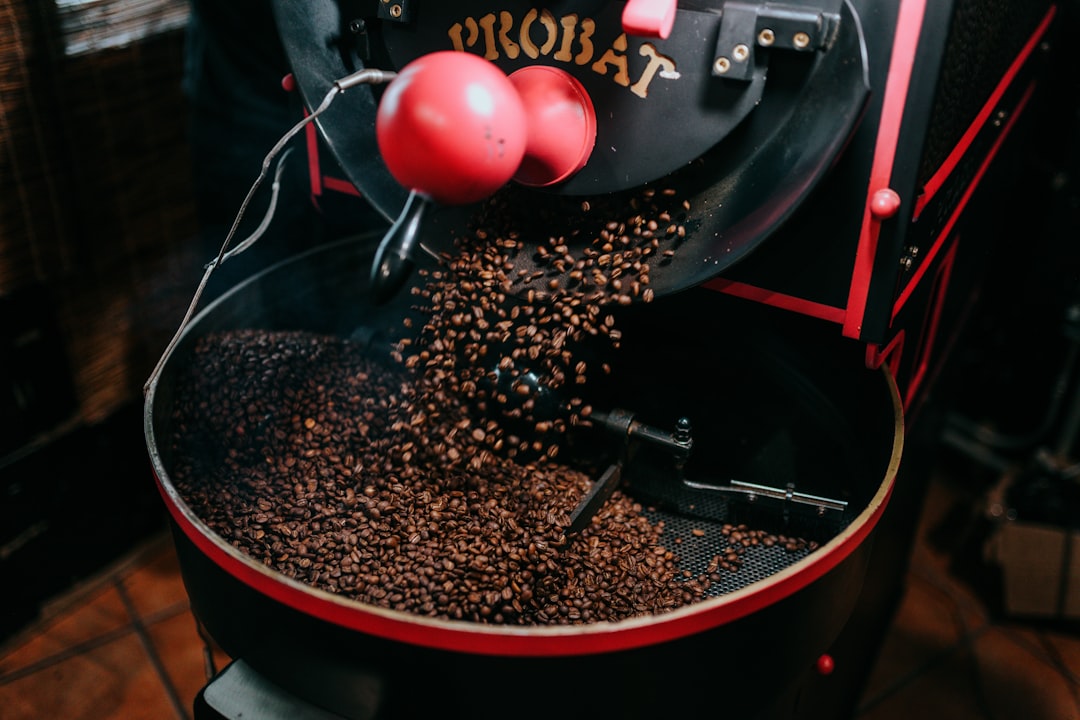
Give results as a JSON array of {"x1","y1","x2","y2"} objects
[
  {"x1": 632, "y1": 473, "x2": 855, "y2": 598},
  {"x1": 918, "y1": 0, "x2": 1050, "y2": 186}
]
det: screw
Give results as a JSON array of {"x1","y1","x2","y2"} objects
[
  {"x1": 675, "y1": 417, "x2": 692, "y2": 444},
  {"x1": 714, "y1": 57, "x2": 731, "y2": 74},
  {"x1": 390, "y1": 3, "x2": 402, "y2": 18},
  {"x1": 793, "y1": 32, "x2": 810, "y2": 49},
  {"x1": 733, "y1": 44, "x2": 750, "y2": 62},
  {"x1": 758, "y1": 28, "x2": 775, "y2": 46}
]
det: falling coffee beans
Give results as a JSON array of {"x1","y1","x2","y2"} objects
[{"x1": 166, "y1": 185, "x2": 814, "y2": 626}]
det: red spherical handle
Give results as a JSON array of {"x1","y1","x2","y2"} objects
[
  {"x1": 509, "y1": 65, "x2": 596, "y2": 188},
  {"x1": 376, "y1": 51, "x2": 528, "y2": 206},
  {"x1": 375, "y1": 52, "x2": 595, "y2": 205}
]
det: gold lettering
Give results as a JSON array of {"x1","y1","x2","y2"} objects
[
  {"x1": 497, "y1": 11, "x2": 521, "y2": 59},
  {"x1": 537, "y1": 10, "x2": 558, "y2": 56},
  {"x1": 575, "y1": 19, "x2": 595, "y2": 65},
  {"x1": 448, "y1": 23, "x2": 463, "y2": 51},
  {"x1": 520, "y1": 9, "x2": 559, "y2": 58},
  {"x1": 630, "y1": 44, "x2": 676, "y2": 98},
  {"x1": 555, "y1": 15, "x2": 578, "y2": 63},
  {"x1": 478, "y1": 14, "x2": 499, "y2": 60},
  {"x1": 520, "y1": 9, "x2": 540, "y2": 59},
  {"x1": 591, "y1": 33, "x2": 630, "y2": 87},
  {"x1": 447, "y1": 18, "x2": 480, "y2": 52},
  {"x1": 448, "y1": 14, "x2": 675, "y2": 99}
]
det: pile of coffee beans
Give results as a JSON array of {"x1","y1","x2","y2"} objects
[
  {"x1": 169, "y1": 328, "x2": 710, "y2": 624},
  {"x1": 166, "y1": 184, "x2": 812, "y2": 626}
]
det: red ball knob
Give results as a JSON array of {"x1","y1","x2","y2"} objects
[
  {"x1": 870, "y1": 188, "x2": 902, "y2": 220},
  {"x1": 376, "y1": 52, "x2": 597, "y2": 204},
  {"x1": 816, "y1": 654, "x2": 835, "y2": 676},
  {"x1": 376, "y1": 51, "x2": 528, "y2": 205},
  {"x1": 508, "y1": 65, "x2": 596, "y2": 188}
]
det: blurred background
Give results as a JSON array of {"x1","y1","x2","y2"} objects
[{"x1": 0, "y1": 0, "x2": 378, "y2": 645}]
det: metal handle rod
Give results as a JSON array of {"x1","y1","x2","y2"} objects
[{"x1": 681, "y1": 478, "x2": 848, "y2": 511}]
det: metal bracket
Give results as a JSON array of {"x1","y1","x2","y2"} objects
[
  {"x1": 713, "y1": 2, "x2": 841, "y2": 81},
  {"x1": 565, "y1": 410, "x2": 694, "y2": 534}
]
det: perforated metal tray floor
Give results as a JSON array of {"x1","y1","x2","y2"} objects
[{"x1": 632, "y1": 476, "x2": 852, "y2": 598}]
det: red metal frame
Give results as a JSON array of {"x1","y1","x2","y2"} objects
[
  {"x1": 892, "y1": 82, "x2": 1036, "y2": 324},
  {"x1": 705, "y1": 5, "x2": 1054, "y2": 345},
  {"x1": 902, "y1": 241, "x2": 957, "y2": 412},
  {"x1": 304, "y1": 111, "x2": 364, "y2": 202},
  {"x1": 842, "y1": 0, "x2": 930, "y2": 339},
  {"x1": 704, "y1": 2, "x2": 1055, "y2": 418},
  {"x1": 701, "y1": 278, "x2": 846, "y2": 324}
]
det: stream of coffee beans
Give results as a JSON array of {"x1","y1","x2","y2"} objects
[{"x1": 166, "y1": 186, "x2": 812, "y2": 625}]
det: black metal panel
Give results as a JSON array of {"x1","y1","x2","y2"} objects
[
  {"x1": 859, "y1": 0, "x2": 1057, "y2": 347},
  {"x1": 918, "y1": 0, "x2": 1056, "y2": 187},
  {"x1": 272, "y1": 0, "x2": 870, "y2": 294},
  {"x1": 703, "y1": 0, "x2": 902, "y2": 312}
]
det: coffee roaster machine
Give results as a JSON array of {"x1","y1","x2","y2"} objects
[{"x1": 143, "y1": 1, "x2": 1065, "y2": 718}]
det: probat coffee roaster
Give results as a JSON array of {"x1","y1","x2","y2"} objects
[{"x1": 143, "y1": 1, "x2": 1062, "y2": 718}]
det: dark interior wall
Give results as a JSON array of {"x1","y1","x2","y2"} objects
[
  {"x1": 1, "y1": 0, "x2": 203, "y2": 449},
  {"x1": 0, "y1": 0, "x2": 363, "y2": 645},
  {"x1": 0, "y1": 0, "x2": 202, "y2": 642}
]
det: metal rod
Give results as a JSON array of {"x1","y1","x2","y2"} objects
[{"x1": 681, "y1": 478, "x2": 848, "y2": 511}]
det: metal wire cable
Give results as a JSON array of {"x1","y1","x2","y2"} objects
[{"x1": 143, "y1": 67, "x2": 397, "y2": 396}]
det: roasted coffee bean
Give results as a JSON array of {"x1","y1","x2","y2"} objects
[
  {"x1": 166, "y1": 329, "x2": 712, "y2": 625},
  {"x1": 167, "y1": 184, "x2": 813, "y2": 627}
]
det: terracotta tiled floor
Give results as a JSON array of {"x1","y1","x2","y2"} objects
[
  {"x1": 2, "y1": 465, "x2": 1079, "y2": 719},
  {"x1": 0, "y1": 535, "x2": 229, "y2": 720}
]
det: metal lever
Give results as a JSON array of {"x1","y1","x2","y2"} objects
[
  {"x1": 565, "y1": 410, "x2": 694, "y2": 534},
  {"x1": 370, "y1": 190, "x2": 428, "y2": 304},
  {"x1": 566, "y1": 462, "x2": 624, "y2": 534}
]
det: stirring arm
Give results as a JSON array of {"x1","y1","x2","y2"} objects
[{"x1": 565, "y1": 409, "x2": 693, "y2": 534}]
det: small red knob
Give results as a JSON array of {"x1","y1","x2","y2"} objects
[
  {"x1": 376, "y1": 51, "x2": 528, "y2": 205},
  {"x1": 870, "y1": 188, "x2": 901, "y2": 220},
  {"x1": 816, "y1": 654, "x2": 835, "y2": 676},
  {"x1": 622, "y1": 0, "x2": 678, "y2": 39}
]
